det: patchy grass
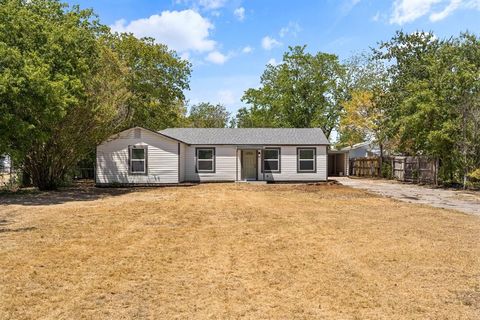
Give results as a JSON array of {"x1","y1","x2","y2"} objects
[{"x1": 0, "y1": 183, "x2": 479, "y2": 319}]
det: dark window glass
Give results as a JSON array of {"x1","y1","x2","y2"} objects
[
  {"x1": 132, "y1": 148, "x2": 145, "y2": 160},
  {"x1": 198, "y1": 149, "x2": 213, "y2": 159},
  {"x1": 299, "y1": 149, "x2": 314, "y2": 159},
  {"x1": 264, "y1": 160, "x2": 279, "y2": 171},
  {"x1": 299, "y1": 160, "x2": 314, "y2": 171},
  {"x1": 264, "y1": 149, "x2": 279, "y2": 159},
  {"x1": 131, "y1": 160, "x2": 145, "y2": 172},
  {"x1": 198, "y1": 160, "x2": 213, "y2": 171}
]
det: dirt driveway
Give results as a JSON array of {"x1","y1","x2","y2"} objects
[
  {"x1": 1, "y1": 183, "x2": 479, "y2": 319},
  {"x1": 336, "y1": 177, "x2": 480, "y2": 215}
]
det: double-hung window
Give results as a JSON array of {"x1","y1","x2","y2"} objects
[
  {"x1": 196, "y1": 148, "x2": 215, "y2": 173},
  {"x1": 263, "y1": 148, "x2": 280, "y2": 173},
  {"x1": 297, "y1": 148, "x2": 316, "y2": 173},
  {"x1": 129, "y1": 146, "x2": 147, "y2": 174}
]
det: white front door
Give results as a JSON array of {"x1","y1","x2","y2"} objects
[{"x1": 242, "y1": 150, "x2": 257, "y2": 180}]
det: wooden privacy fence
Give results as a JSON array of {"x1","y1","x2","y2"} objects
[
  {"x1": 350, "y1": 155, "x2": 439, "y2": 184},
  {"x1": 392, "y1": 156, "x2": 439, "y2": 185},
  {"x1": 350, "y1": 157, "x2": 381, "y2": 177}
]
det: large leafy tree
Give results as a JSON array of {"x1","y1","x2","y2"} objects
[
  {"x1": 373, "y1": 31, "x2": 480, "y2": 185},
  {"x1": 237, "y1": 46, "x2": 345, "y2": 137},
  {"x1": 188, "y1": 102, "x2": 230, "y2": 128},
  {"x1": 111, "y1": 33, "x2": 191, "y2": 130},
  {"x1": 0, "y1": 0, "x2": 193, "y2": 190},
  {"x1": 0, "y1": 0, "x2": 131, "y2": 190},
  {"x1": 337, "y1": 53, "x2": 388, "y2": 150}
]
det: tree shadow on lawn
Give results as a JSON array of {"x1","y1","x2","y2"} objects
[{"x1": 0, "y1": 181, "x2": 142, "y2": 206}]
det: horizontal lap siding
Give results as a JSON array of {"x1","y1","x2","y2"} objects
[
  {"x1": 96, "y1": 128, "x2": 179, "y2": 184},
  {"x1": 259, "y1": 146, "x2": 327, "y2": 181},
  {"x1": 179, "y1": 143, "x2": 186, "y2": 182},
  {"x1": 185, "y1": 145, "x2": 236, "y2": 182}
]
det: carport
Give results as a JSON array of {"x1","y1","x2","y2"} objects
[{"x1": 328, "y1": 150, "x2": 349, "y2": 177}]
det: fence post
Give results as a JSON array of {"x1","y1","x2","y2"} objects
[
  {"x1": 391, "y1": 158, "x2": 394, "y2": 180},
  {"x1": 416, "y1": 157, "x2": 420, "y2": 183}
]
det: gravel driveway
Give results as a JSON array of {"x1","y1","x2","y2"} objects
[{"x1": 336, "y1": 177, "x2": 480, "y2": 215}]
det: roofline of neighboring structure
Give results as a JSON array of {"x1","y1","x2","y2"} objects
[{"x1": 341, "y1": 141, "x2": 375, "y2": 151}]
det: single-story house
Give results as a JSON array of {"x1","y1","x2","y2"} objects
[
  {"x1": 341, "y1": 142, "x2": 381, "y2": 159},
  {"x1": 95, "y1": 127, "x2": 332, "y2": 185}
]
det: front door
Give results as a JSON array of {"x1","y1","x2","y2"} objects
[{"x1": 242, "y1": 150, "x2": 257, "y2": 180}]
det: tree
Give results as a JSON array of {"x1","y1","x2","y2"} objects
[
  {"x1": 188, "y1": 102, "x2": 230, "y2": 128},
  {"x1": 337, "y1": 53, "x2": 387, "y2": 148},
  {"x1": 111, "y1": 33, "x2": 191, "y2": 130},
  {"x1": 237, "y1": 46, "x2": 345, "y2": 137},
  {"x1": 373, "y1": 31, "x2": 480, "y2": 186},
  {"x1": 0, "y1": 0, "x2": 129, "y2": 190}
]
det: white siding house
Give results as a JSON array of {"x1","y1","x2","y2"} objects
[
  {"x1": 96, "y1": 128, "x2": 181, "y2": 185},
  {"x1": 96, "y1": 127, "x2": 330, "y2": 186}
]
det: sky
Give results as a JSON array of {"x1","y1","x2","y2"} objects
[{"x1": 66, "y1": 0, "x2": 480, "y2": 114}]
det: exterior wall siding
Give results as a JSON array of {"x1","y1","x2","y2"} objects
[
  {"x1": 96, "y1": 128, "x2": 329, "y2": 185},
  {"x1": 257, "y1": 146, "x2": 327, "y2": 181},
  {"x1": 183, "y1": 145, "x2": 327, "y2": 182},
  {"x1": 179, "y1": 143, "x2": 186, "y2": 182},
  {"x1": 184, "y1": 145, "x2": 237, "y2": 182},
  {"x1": 96, "y1": 128, "x2": 179, "y2": 184}
]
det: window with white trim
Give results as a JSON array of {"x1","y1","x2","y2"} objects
[
  {"x1": 196, "y1": 148, "x2": 215, "y2": 172},
  {"x1": 129, "y1": 146, "x2": 147, "y2": 174},
  {"x1": 297, "y1": 148, "x2": 316, "y2": 172},
  {"x1": 263, "y1": 148, "x2": 280, "y2": 173}
]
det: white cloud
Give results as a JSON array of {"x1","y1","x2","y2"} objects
[
  {"x1": 242, "y1": 46, "x2": 253, "y2": 53},
  {"x1": 217, "y1": 89, "x2": 236, "y2": 105},
  {"x1": 390, "y1": 0, "x2": 480, "y2": 24},
  {"x1": 176, "y1": 0, "x2": 227, "y2": 10},
  {"x1": 234, "y1": 7, "x2": 245, "y2": 21},
  {"x1": 111, "y1": 10, "x2": 216, "y2": 53},
  {"x1": 279, "y1": 22, "x2": 301, "y2": 38},
  {"x1": 372, "y1": 11, "x2": 381, "y2": 21},
  {"x1": 205, "y1": 50, "x2": 229, "y2": 64},
  {"x1": 199, "y1": 0, "x2": 227, "y2": 10},
  {"x1": 341, "y1": 0, "x2": 362, "y2": 14},
  {"x1": 267, "y1": 58, "x2": 279, "y2": 66},
  {"x1": 261, "y1": 36, "x2": 282, "y2": 50},
  {"x1": 430, "y1": 0, "x2": 462, "y2": 21},
  {"x1": 390, "y1": 0, "x2": 441, "y2": 24}
]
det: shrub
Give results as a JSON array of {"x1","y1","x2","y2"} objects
[{"x1": 381, "y1": 161, "x2": 393, "y2": 179}]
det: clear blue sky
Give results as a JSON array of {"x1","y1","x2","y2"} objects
[{"x1": 67, "y1": 0, "x2": 480, "y2": 113}]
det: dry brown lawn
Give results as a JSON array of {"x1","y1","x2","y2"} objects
[{"x1": 0, "y1": 183, "x2": 479, "y2": 319}]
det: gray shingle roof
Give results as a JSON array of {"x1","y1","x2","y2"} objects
[{"x1": 159, "y1": 128, "x2": 330, "y2": 145}]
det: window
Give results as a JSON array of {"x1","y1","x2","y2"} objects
[
  {"x1": 196, "y1": 148, "x2": 215, "y2": 173},
  {"x1": 297, "y1": 148, "x2": 316, "y2": 173},
  {"x1": 262, "y1": 148, "x2": 280, "y2": 173},
  {"x1": 129, "y1": 146, "x2": 147, "y2": 174}
]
